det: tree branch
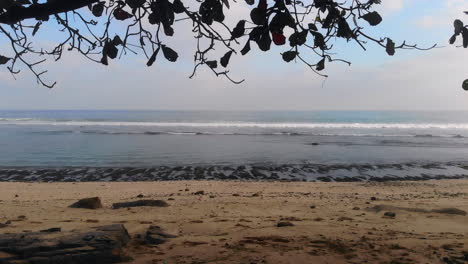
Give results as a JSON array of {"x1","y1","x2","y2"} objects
[{"x1": 0, "y1": 0, "x2": 98, "y2": 24}]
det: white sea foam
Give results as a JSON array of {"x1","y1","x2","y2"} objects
[{"x1": 2, "y1": 119, "x2": 468, "y2": 130}]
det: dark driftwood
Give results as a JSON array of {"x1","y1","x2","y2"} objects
[
  {"x1": 112, "y1": 200, "x2": 169, "y2": 209},
  {"x1": 0, "y1": 224, "x2": 130, "y2": 264}
]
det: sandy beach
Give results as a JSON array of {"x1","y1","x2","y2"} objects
[{"x1": 1, "y1": 180, "x2": 468, "y2": 264}]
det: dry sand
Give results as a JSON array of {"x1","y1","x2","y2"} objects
[{"x1": 1, "y1": 180, "x2": 468, "y2": 264}]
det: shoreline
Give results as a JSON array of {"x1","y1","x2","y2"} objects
[
  {"x1": 0, "y1": 180, "x2": 467, "y2": 263},
  {"x1": 0, "y1": 162, "x2": 468, "y2": 182}
]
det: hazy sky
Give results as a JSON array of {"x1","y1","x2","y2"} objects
[{"x1": 1, "y1": 0, "x2": 468, "y2": 111}]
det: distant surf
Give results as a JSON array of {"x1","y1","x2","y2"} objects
[{"x1": 1, "y1": 110, "x2": 468, "y2": 167}]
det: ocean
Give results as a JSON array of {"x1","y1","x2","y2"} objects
[{"x1": 1, "y1": 110, "x2": 468, "y2": 181}]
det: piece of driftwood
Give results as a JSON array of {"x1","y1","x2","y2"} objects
[
  {"x1": 0, "y1": 224, "x2": 130, "y2": 264},
  {"x1": 112, "y1": 200, "x2": 169, "y2": 209}
]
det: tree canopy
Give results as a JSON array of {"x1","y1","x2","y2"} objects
[{"x1": 0, "y1": 0, "x2": 452, "y2": 88}]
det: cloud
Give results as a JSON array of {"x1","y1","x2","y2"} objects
[{"x1": 416, "y1": 0, "x2": 468, "y2": 29}]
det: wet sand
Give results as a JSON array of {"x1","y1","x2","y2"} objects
[{"x1": 0, "y1": 180, "x2": 467, "y2": 263}]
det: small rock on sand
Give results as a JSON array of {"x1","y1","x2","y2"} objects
[
  {"x1": 277, "y1": 221, "x2": 294, "y2": 227},
  {"x1": 40, "y1": 227, "x2": 61, "y2": 233},
  {"x1": 69, "y1": 197, "x2": 103, "y2": 209},
  {"x1": 145, "y1": 225, "x2": 177, "y2": 245},
  {"x1": 384, "y1": 212, "x2": 396, "y2": 218}
]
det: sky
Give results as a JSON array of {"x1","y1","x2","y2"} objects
[{"x1": 0, "y1": 0, "x2": 468, "y2": 111}]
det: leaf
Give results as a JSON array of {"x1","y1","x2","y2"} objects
[
  {"x1": 454, "y1": 19, "x2": 464, "y2": 35},
  {"x1": 308, "y1": 23, "x2": 318, "y2": 31},
  {"x1": 0, "y1": 55, "x2": 11, "y2": 65},
  {"x1": 462, "y1": 28, "x2": 468, "y2": 48},
  {"x1": 220, "y1": 51, "x2": 233, "y2": 68},
  {"x1": 32, "y1": 21, "x2": 41, "y2": 36},
  {"x1": 172, "y1": 0, "x2": 185, "y2": 13},
  {"x1": 362, "y1": 11, "x2": 382, "y2": 26},
  {"x1": 113, "y1": 8, "x2": 132, "y2": 20},
  {"x1": 337, "y1": 19, "x2": 352, "y2": 39},
  {"x1": 256, "y1": 30, "x2": 271, "y2": 51},
  {"x1": 231, "y1": 20, "x2": 245, "y2": 39},
  {"x1": 162, "y1": 45, "x2": 178, "y2": 62},
  {"x1": 316, "y1": 58, "x2": 325, "y2": 71},
  {"x1": 311, "y1": 31, "x2": 325, "y2": 50},
  {"x1": 147, "y1": 47, "x2": 160, "y2": 67},
  {"x1": 289, "y1": 30, "x2": 307, "y2": 47},
  {"x1": 163, "y1": 24, "x2": 174, "y2": 36},
  {"x1": 92, "y1": 2, "x2": 104, "y2": 17},
  {"x1": 206, "y1": 60, "x2": 218, "y2": 69},
  {"x1": 272, "y1": 32, "x2": 286, "y2": 45},
  {"x1": 245, "y1": 0, "x2": 254, "y2": 5},
  {"x1": 449, "y1": 34, "x2": 457, "y2": 45},
  {"x1": 221, "y1": 0, "x2": 230, "y2": 9},
  {"x1": 386, "y1": 38, "x2": 395, "y2": 56},
  {"x1": 241, "y1": 40, "x2": 251, "y2": 55},
  {"x1": 282, "y1": 51, "x2": 297, "y2": 62},
  {"x1": 126, "y1": 0, "x2": 145, "y2": 9},
  {"x1": 113, "y1": 35, "x2": 123, "y2": 46},
  {"x1": 250, "y1": 8, "x2": 266, "y2": 25},
  {"x1": 105, "y1": 42, "x2": 118, "y2": 59},
  {"x1": 463, "y1": 79, "x2": 468, "y2": 91}
]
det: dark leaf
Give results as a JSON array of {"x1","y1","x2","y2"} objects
[
  {"x1": 162, "y1": 45, "x2": 178, "y2": 62},
  {"x1": 462, "y1": 28, "x2": 468, "y2": 48},
  {"x1": 241, "y1": 40, "x2": 251, "y2": 55},
  {"x1": 245, "y1": 0, "x2": 254, "y2": 5},
  {"x1": 113, "y1": 8, "x2": 133, "y2": 20},
  {"x1": 337, "y1": 19, "x2": 352, "y2": 39},
  {"x1": 256, "y1": 30, "x2": 271, "y2": 51},
  {"x1": 220, "y1": 51, "x2": 233, "y2": 67},
  {"x1": 269, "y1": 12, "x2": 295, "y2": 32},
  {"x1": 163, "y1": 24, "x2": 174, "y2": 36},
  {"x1": 32, "y1": 21, "x2": 41, "y2": 36},
  {"x1": 0, "y1": 55, "x2": 10, "y2": 65},
  {"x1": 311, "y1": 31, "x2": 325, "y2": 50},
  {"x1": 308, "y1": 23, "x2": 318, "y2": 31},
  {"x1": 250, "y1": 8, "x2": 266, "y2": 25},
  {"x1": 316, "y1": 58, "x2": 325, "y2": 71},
  {"x1": 206, "y1": 60, "x2": 218, "y2": 69},
  {"x1": 272, "y1": 32, "x2": 286, "y2": 45},
  {"x1": 449, "y1": 34, "x2": 457, "y2": 45},
  {"x1": 147, "y1": 47, "x2": 160, "y2": 67},
  {"x1": 172, "y1": 0, "x2": 185, "y2": 13},
  {"x1": 289, "y1": 30, "x2": 307, "y2": 46},
  {"x1": 92, "y1": 2, "x2": 104, "y2": 17},
  {"x1": 113, "y1": 35, "x2": 123, "y2": 46},
  {"x1": 148, "y1": 12, "x2": 160, "y2": 24},
  {"x1": 386, "y1": 38, "x2": 395, "y2": 56},
  {"x1": 231, "y1": 20, "x2": 246, "y2": 39},
  {"x1": 362, "y1": 11, "x2": 382, "y2": 26},
  {"x1": 100, "y1": 55, "x2": 108, "y2": 65},
  {"x1": 126, "y1": 0, "x2": 145, "y2": 9},
  {"x1": 221, "y1": 0, "x2": 230, "y2": 9},
  {"x1": 106, "y1": 42, "x2": 118, "y2": 59},
  {"x1": 282, "y1": 51, "x2": 297, "y2": 62},
  {"x1": 454, "y1": 19, "x2": 464, "y2": 35},
  {"x1": 463, "y1": 79, "x2": 468, "y2": 91}
]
